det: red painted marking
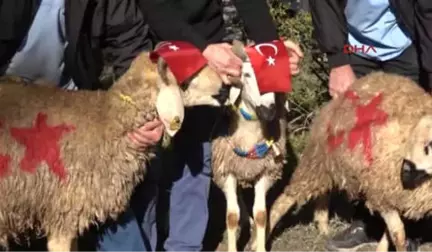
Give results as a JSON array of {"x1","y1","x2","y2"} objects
[
  {"x1": 0, "y1": 154, "x2": 11, "y2": 178},
  {"x1": 326, "y1": 91, "x2": 388, "y2": 166},
  {"x1": 347, "y1": 93, "x2": 388, "y2": 165},
  {"x1": 10, "y1": 112, "x2": 75, "y2": 180},
  {"x1": 0, "y1": 120, "x2": 11, "y2": 178},
  {"x1": 327, "y1": 126, "x2": 345, "y2": 152}
]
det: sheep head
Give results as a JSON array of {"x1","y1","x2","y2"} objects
[
  {"x1": 402, "y1": 115, "x2": 432, "y2": 189},
  {"x1": 152, "y1": 59, "x2": 179, "y2": 137},
  {"x1": 228, "y1": 40, "x2": 277, "y2": 122},
  {"x1": 153, "y1": 41, "x2": 242, "y2": 137}
]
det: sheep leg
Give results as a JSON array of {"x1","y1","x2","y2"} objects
[
  {"x1": 47, "y1": 232, "x2": 77, "y2": 252},
  {"x1": 253, "y1": 176, "x2": 271, "y2": 252},
  {"x1": 380, "y1": 211, "x2": 406, "y2": 251},
  {"x1": 223, "y1": 174, "x2": 240, "y2": 252},
  {"x1": 376, "y1": 230, "x2": 390, "y2": 252},
  {"x1": 238, "y1": 192, "x2": 254, "y2": 226},
  {"x1": 314, "y1": 194, "x2": 329, "y2": 235}
]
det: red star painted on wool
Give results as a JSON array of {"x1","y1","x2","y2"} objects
[
  {"x1": 10, "y1": 112, "x2": 75, "y2": 180},
  {"x1": 327, "y1": 90, "x2": 388, "y2": 166},
  {"x1": 0, "y1": 121, "x2": 11, "y2": 178}
]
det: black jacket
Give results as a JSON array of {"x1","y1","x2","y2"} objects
[
  {"x1": 0, "y1": 0, "x2": 152, "y2": 90},
  {"x1": 309, "y1": 0, "x2": 432, "y2": 77},
  {"x1": 137, "y1": 0, "x2": 280, "y2": 50}
]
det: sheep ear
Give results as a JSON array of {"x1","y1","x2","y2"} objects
[
  {"x1": 231, "y1": 40, "x2": 247, "y2": 62},
  {"x1": 157, "y1": 57, "x2": 169, "y2": 84},
  {"x1": 157, "y1": 57, "x2": 178, "y2": 88},
  {"x1": 229, "y1": 86, "x2": 241, "y2": 105}
]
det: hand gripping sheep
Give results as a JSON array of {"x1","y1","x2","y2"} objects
[
  {"x1": 0, "y1": 41, "x2": 236, "y2": 251},
  {"x1": 259, "y1": 71, "x2": 432, "y2": 251},
  {"x1": 211, "y1": 40, "x2": 292, "y2": 252}
]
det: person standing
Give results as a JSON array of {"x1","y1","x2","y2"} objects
[{"x1": 309, "y1": 0, "x2": 432, "y2": 251}]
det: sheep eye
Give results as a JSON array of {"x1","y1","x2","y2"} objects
[
  {"x1": 243, "y1": 73, "x2": 251, "y2": 78},
  {"x1": 425, "y1": 145, "x2": 430, "y2": 155}
]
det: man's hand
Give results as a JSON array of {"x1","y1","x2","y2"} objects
[
  {"x1": 283, "y1": 40, "x2": 304, "y2": 75},
  {"x1": 127, "y1": 119, "x2": 165, "y2": 151},
  {"x1": 328, "y1": 65, "x2": 357, "y2": 98},
  {"x1": 202, "y1": 43, "x2": 243, "y2": 84}
]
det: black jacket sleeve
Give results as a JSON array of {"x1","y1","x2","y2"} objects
[
  {"x1": 414, "y1": 0, "x2": 432, "y2": 79},
  {"x1": 309, "y1": 0, "x2": 350, "y2": 69},
  {"x1": 102, "y1": 0, "x2": 153, "y2": 78},
  {"x1": 233, "y1": 0, "x2": 279, "y2": 43},
  {"x1": 137, "y1": 0, "x2": 209, "y2": 51}
]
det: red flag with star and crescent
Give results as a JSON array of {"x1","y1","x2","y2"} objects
[
  {"x1": 245, "y1": 39, "x2": 292, "y2": 94},
  {"x1": 150, "y1": 41, "x2": 208, "y2": 85}
]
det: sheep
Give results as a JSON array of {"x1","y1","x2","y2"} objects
[
  {"x1": 0, "y1": 42, "x2": 235, "y2": 252},
  {"x1": 211, "y1": 40, "x2": 289, "y2": 252},
  {"x1": 253, "y1": 71, "x2": 432, "y2": 251}
]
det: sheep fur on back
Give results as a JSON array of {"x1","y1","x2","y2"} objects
[
  {"x1": 260, "y1": 71, "x2": 432, "y2": 251},
  {"x1": 0, "y1": 49, "x2": 229, "y2": 251}
]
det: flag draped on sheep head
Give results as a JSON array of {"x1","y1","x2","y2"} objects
[
  {"x1": 244, "y1": 39, "x2": 292, "y2": 94},
  {"x1": 149, "y1": 39, "x2": 292, "y2": 92},
  {"x1": 150, "y1": 41, "x2": 208, "y2": 85}
]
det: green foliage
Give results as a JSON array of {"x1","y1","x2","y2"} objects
[{"x1": 269, "y1": 0, "x2": 330, "y2": 153}]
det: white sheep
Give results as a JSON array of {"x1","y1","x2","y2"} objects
[{"x1": 211, "y1": 40, "x2": 289, "y2": 252}]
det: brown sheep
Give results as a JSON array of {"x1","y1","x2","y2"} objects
[
  {"x1": 253, "y1": 71, "x2": 432, "y2": 251},
  {"x1": 211, "y1": 41, "x2": 289, "y2": 252},
  {"x1": 0, "y1": 44, "x2": 232, "y2": 251}
]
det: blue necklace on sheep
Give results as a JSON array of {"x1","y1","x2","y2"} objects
[{"x1": 230, "y1": 103, "x2": 274, "y2": 159}]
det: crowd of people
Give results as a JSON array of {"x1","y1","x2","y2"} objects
[{"x1": 0, "y1": 0, "x2": 430, "y2": 251}]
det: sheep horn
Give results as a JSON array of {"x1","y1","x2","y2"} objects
[
  {"x1": 231, "y1": 40, "x2": 247, "y2": 62},
  {"x1": 157, "y1": 57, "x2": 170, "y2": 85}
]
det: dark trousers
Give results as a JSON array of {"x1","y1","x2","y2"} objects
[
  {"x1": 163, "y1": 106, "x2": 221, "y2": 251},
  {"x1": 348, "y1": 44, "x2": 424, "y2": 238},
  {"x1": 95, "y1": 150, "x2": 162, "y2": 251}
]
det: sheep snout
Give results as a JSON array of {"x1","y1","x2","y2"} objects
[
  {"x1": 256, "y1": 104, "x2": 276, "y2": 121},
  {"x1": 401, "y1": 159, "x2": 431, "y2": 189}
]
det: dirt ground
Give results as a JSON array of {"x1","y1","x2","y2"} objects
[
  {"x1": 206, "y1": 191, "x2": 432, "y2": 252},
  {"x1": 204, "y1": 179, "x2": 432, "y2": 252}
]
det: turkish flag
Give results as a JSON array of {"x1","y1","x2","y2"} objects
[
  {"x1": 245, "y1": 39, "x2": 292, "y2": 93},
  {"x1": 150, "y1": 41, "x2": 208, "y2": 85}
]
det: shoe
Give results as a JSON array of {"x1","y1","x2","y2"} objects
[{"x1": 326, "y1": 221, "x2": 377, "y2": 251}]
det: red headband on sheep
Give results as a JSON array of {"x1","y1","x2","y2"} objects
[{"x1": 150, "y1": 41, "x2": 208, "y2": 85}]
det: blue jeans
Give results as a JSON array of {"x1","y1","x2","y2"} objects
[
  {"x1": 96, "y1": 149, "x2": 162, "y2": 251},
  {"x1": 163, "y1": 107, "x2": 220, "y2": 251}
]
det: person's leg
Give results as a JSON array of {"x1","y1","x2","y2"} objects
[
  {"x1": 95, "y1": 207, "x2": 149, "y2": 251},
  {"x1": 163, "y1": 107, "x2": 219, "y2": 251},
  {"x1": 132, "y1": 148, "x2": 163, "y2": 251},
  {"x1": 96, "y1": 152, "x2": 162, "y2": 252}
]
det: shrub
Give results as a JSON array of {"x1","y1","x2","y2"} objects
[{"x1": 269, "y1": 0, "x2": 330, "y2": 152}]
